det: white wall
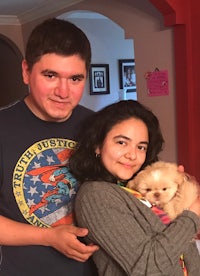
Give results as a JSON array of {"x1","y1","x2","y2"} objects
[
  {"x1": 0, "y1": 0, "x2": 177, "y2": 163},
  {"x1": 58, "y1": 1, "x2": 176, "y2": 163},
  {"x1": 59, "y1": 12, "x2": 137, "y2": 111}
]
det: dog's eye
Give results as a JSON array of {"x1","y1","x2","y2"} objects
[{"x1": 146, "y1": 188, "x2": 151, "y2": 192}]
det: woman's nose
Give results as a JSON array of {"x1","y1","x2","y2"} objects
[{"x1": 125, "y1": 149, "x2": 136, "y2": 160}]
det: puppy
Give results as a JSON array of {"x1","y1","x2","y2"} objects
[{"x1": 127, "y1": 161, "x2": 199, "y2": 219}]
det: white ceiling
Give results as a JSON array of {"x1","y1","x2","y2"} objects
[{"x1": 0, "y1": 0, "x2": 82, "y2": 24}]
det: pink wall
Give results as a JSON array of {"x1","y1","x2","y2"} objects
[{"x1": 150, "y1": 0, "x2": 200, "y2": 181}]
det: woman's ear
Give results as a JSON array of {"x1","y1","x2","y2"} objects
[{"x1": 95, "y1": 147, "x2": 100, "y2": 155}]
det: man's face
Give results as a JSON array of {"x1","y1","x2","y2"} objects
[{"x1": 22, "y1": 53, "x2": 87, "y2": 122}]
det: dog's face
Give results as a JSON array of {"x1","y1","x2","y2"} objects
[
  {"x1": 135, "y1": 170, "x2": 179, "y2": 207},
  {"x1": 127, "y1": 161, "x2": 184, "y2": 207}
]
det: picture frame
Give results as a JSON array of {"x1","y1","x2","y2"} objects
[
  {"x1": 89, "y1": 64, "x2": 110, "y2": 95},
  {"x1": 118, "y1": 59, "x2": 136, "y2": 92}
]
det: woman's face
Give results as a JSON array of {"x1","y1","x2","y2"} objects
[{"x1": 96, "y1": 118, "x2": 149, "y2": 181}]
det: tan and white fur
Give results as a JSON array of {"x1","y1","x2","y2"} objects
[{"x1": 127, "y1": 161, "x2": 199, "y2": 220}]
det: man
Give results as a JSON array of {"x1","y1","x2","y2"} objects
[{"x1": 0, "y1": 18, "x2": 98, "y2": 275}]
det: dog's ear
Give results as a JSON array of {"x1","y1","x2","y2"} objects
[
  {"x1": 127, "y1": 178, "x2": 136, "y2": 189},
  {"x1": 127, "y1": 169, "x2": 144, "y2": 189},
  {"x1": 173, "y1": 171, "x2": 185, "y2": 187},
  {"x1": 128, "y1": 169, "x2": 149, "y2": 189},
  {"x1": 158, "y1": 162, "x2": 184, "y2": 187}
]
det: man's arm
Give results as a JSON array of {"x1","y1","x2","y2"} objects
[{"x1": 0, "y1": 215, "x2": 99, "y2": 262}]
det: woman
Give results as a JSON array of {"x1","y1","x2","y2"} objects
[{"x1": 70, "y1": 100, "x2": 200, "y2": 276}]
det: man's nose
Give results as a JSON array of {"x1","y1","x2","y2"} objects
[{"x1": 55, "y1": 78, "x2": 69, "y2": 98}]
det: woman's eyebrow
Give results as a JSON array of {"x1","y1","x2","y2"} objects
[
  {"x1": 140, "y1": 141, "x2": 149, "y2": 145},
  {"x1": 113, "y1": 135, "x2": 149, "y2": 144},
  {"x1": 113, "y1": 135, "x2": 130, "y2": 140}
]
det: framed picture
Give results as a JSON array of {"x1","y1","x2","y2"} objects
[
  {"x1": 89, "y1": 64, "x2": 110, "y2": 95},
  {"x1": 118, "y1": 59, "x2": 136, "y2": 92}
]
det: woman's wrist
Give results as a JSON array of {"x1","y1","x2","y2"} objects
[{"x1": 187, "y1": 196, "x2": 200, "y2": 216}]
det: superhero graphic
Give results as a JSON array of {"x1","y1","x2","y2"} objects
[{"x1": 13, "y1": 138, "x2": 78, "y2": 227}]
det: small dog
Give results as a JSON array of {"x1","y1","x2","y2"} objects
[{"x1": 127, "y1": 161, "x2": 199, "y2": 219}]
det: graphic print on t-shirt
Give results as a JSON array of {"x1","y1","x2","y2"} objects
[{"x1": 13, "y1": 138, "x2": 78, "y2": 227}]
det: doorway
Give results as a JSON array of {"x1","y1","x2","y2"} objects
[{"x1": 0, "y1": 35, "x2": 28, "y2": 107}]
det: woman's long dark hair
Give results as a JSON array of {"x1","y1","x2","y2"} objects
[{"x1": 70, "y1": 100, "x2": 164, "y2": 183}]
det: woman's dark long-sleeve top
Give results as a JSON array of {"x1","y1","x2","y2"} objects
[{"x1": 75, "y1": 181, "x2": 200, "y2": 276}]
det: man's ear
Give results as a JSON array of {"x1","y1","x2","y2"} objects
[{"x1": 22, "y1": 60, "x2": 30, "y2": 85}]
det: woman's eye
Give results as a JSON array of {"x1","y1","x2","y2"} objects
[
  {"x1": 117, "y1": 140, "x2": 126, "y2": 145},
  {"x1": 138, "y1": 145, "x2": 147, "y2": 151}
]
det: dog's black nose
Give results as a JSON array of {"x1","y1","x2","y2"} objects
[{"x1": 154, "y1": 192, "x2": 160, "y2": 198}]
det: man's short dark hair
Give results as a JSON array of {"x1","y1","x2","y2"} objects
[{"x1": 25, "y1": 18, "x2": 91, "y2": 72}]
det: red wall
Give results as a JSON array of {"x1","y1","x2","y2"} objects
[{"x1": 150, "y1": 0, "x2": 200, "y2": 181}]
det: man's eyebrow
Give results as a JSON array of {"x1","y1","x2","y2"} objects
[
  {"x1": 41, "y1": 70, "x2": 85, "y2": 79},
  {"x1": 41, "y1": 69, "x2": 57, "y2": 75},
  {"x1": 71, "y1": 74, "x2": 85, "y2": 79}
]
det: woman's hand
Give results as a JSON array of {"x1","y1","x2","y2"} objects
[
  {"x1": 178, "y1": 165, "x2": 184, "y2": 173},
  {"x1": 178, "y1": 164, "x2": 200, "y2": 215}
]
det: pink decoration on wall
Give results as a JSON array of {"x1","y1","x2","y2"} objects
[{"x1": 145, "y1": 69, "x2": 169, "y2": 96}]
